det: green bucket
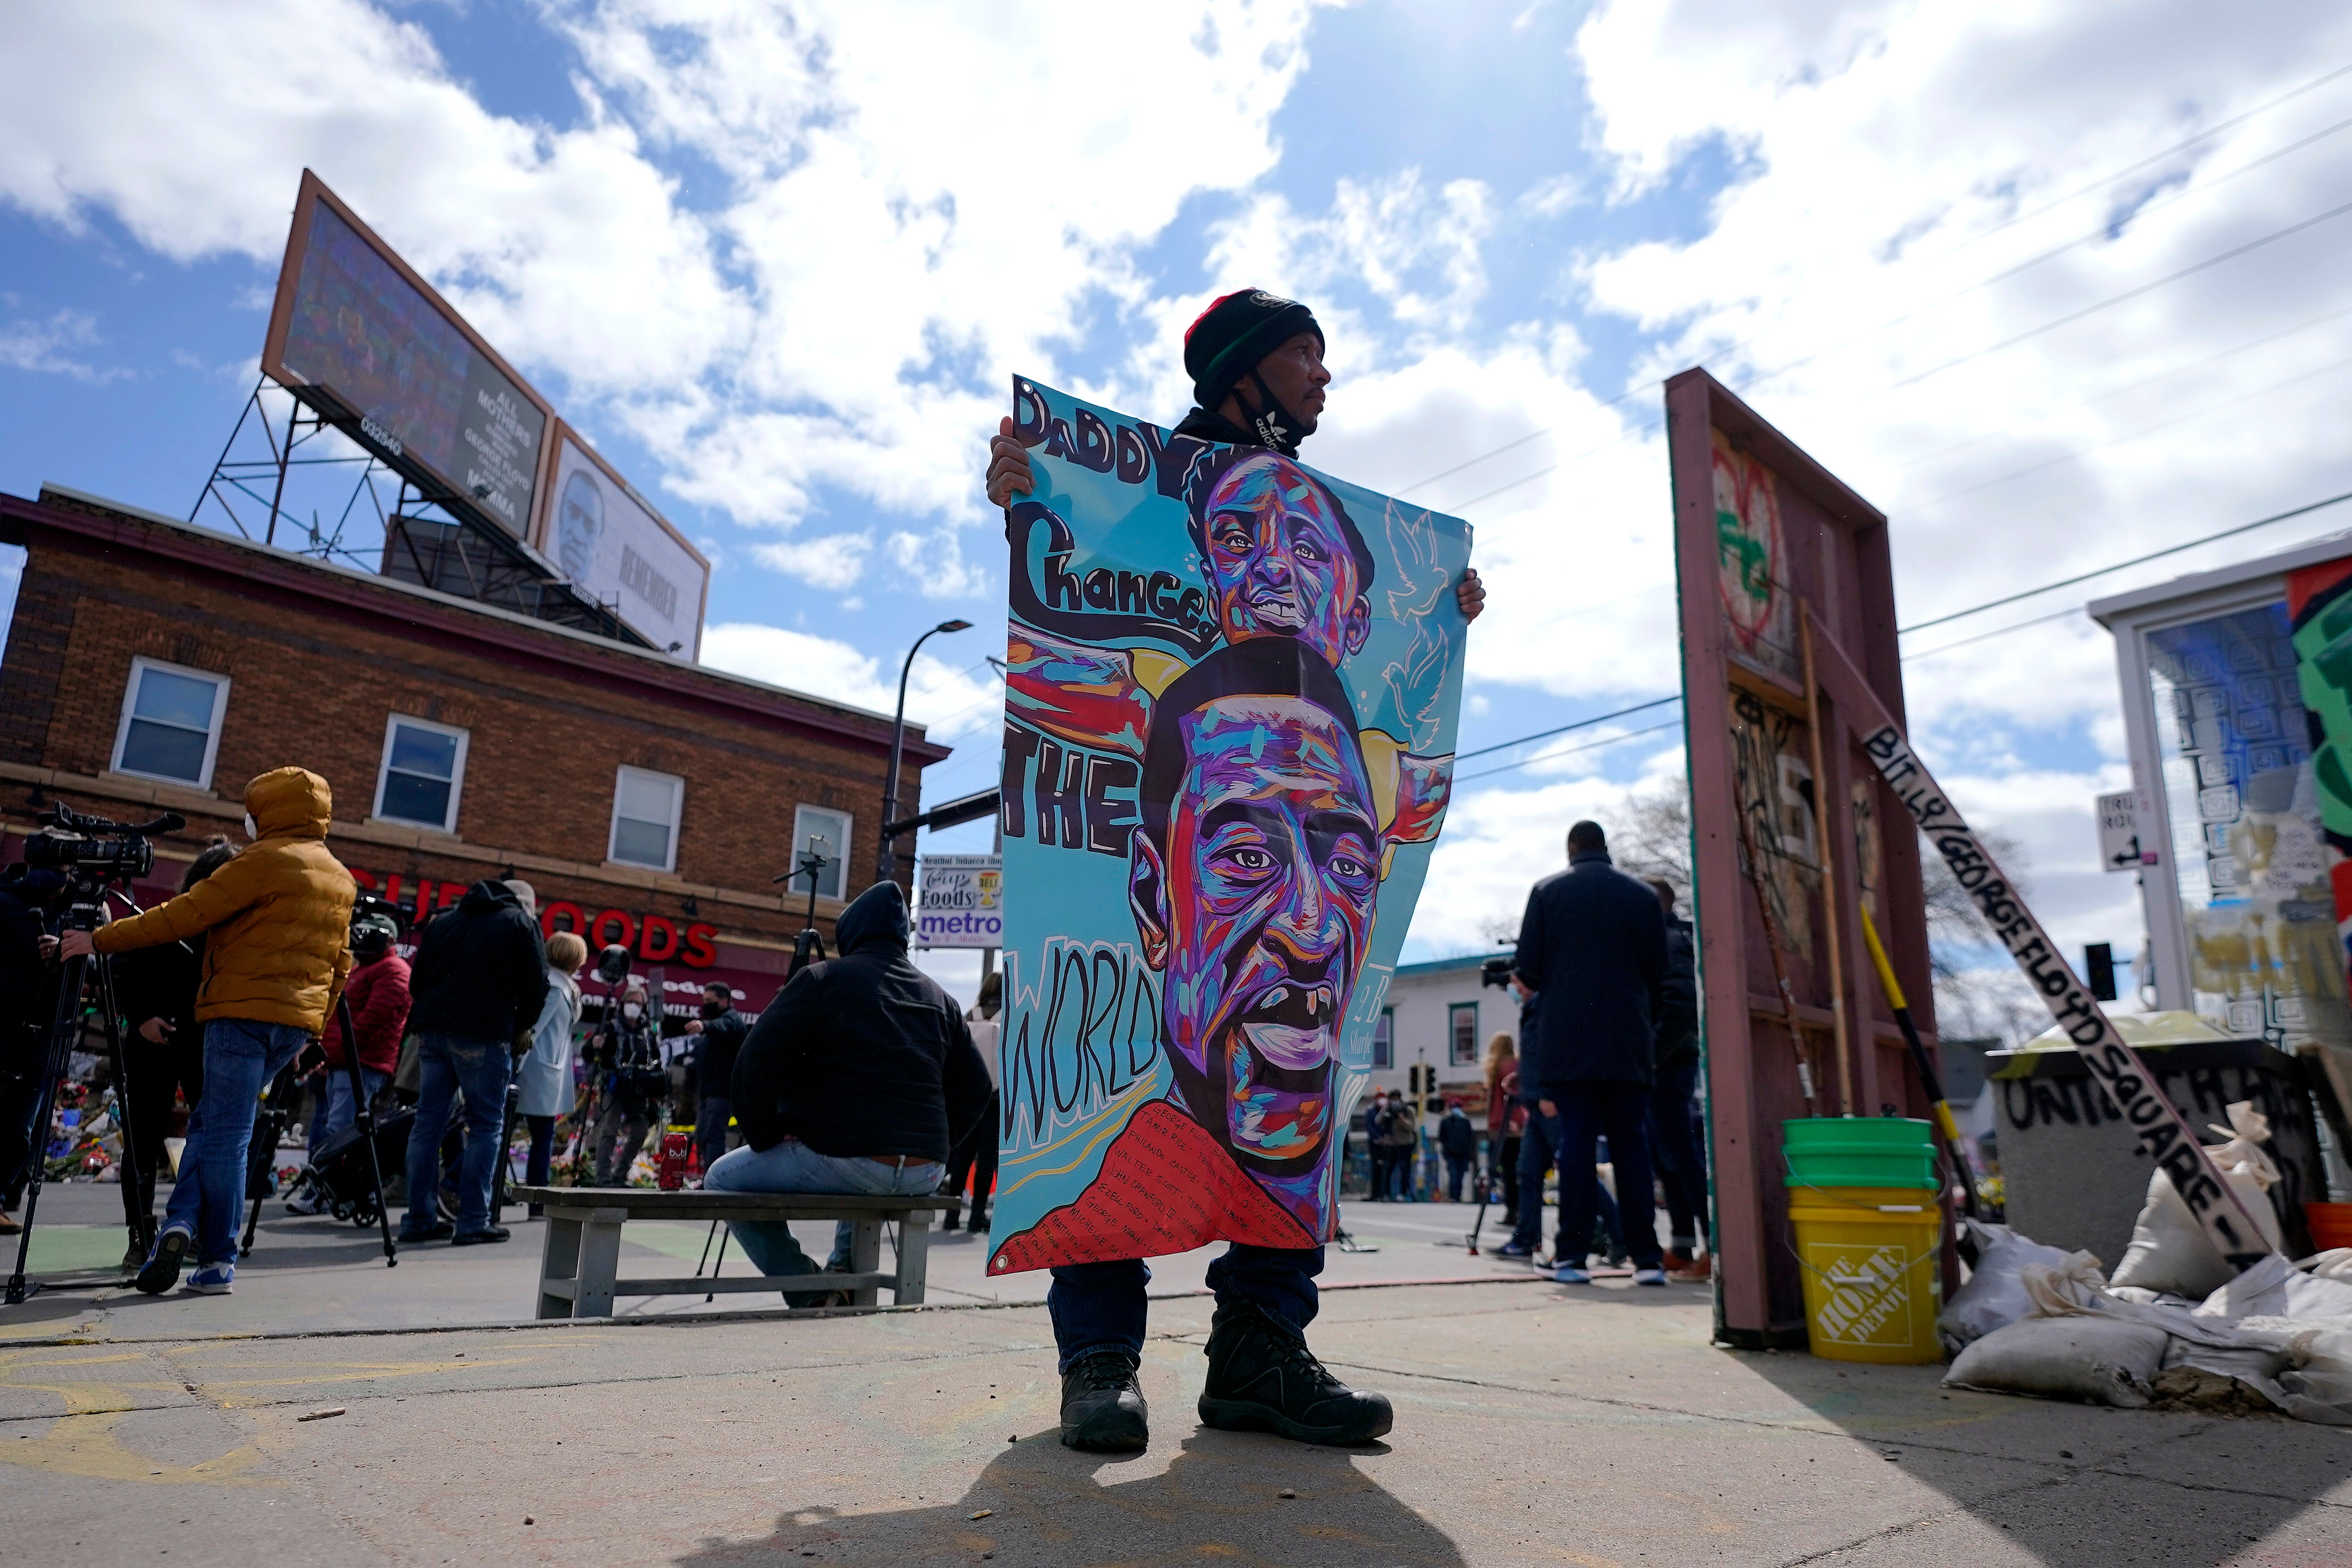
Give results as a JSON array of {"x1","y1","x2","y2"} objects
[{"x1": 1783, "y1": 1117, "x2": 1937, "y2": 1191}]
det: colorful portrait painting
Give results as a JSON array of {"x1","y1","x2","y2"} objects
[{"x1": 988, "y1": 378, "x2": 1469, "y2": 1274}]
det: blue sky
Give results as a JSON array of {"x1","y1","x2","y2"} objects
[{"x1": 7, "y1": 0, "x2": 2352, "y2": 1016}]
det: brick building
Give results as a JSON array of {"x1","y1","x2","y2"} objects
[{"x1": 0, "y1": 484, "x2": 950, "y2": 1017}]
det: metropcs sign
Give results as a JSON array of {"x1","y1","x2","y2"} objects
[{"x1": 916, "y1": 853, "x2": 1002, "y2": 949}]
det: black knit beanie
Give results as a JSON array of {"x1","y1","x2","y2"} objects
[{"x1": 1184, "y1": 290, "x2": 1323, "y2": 411}]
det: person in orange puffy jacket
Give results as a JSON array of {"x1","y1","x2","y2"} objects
[{"x1": 65, "y1": 768, "x2": 356, "y2": 1295}]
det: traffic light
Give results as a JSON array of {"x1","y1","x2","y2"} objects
[{"x1": 2085, "y1": 942, "x2": 2117, "y2": 1002}]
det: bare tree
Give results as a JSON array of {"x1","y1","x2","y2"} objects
[
  {"x1": 1611, "y1": 777, "x2": 1693, "y2": 911},
  {"x1": 1920, "y1": 826, "x2": 2046, "y2": 1047}
]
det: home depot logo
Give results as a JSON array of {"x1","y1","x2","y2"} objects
[{"x1": 1809, "y1": 1244, "x2": 1915, "y2": 1346}]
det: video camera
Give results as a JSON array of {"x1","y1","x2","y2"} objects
[
  {"x1": 22, "y1": 800, "x2": 184, "y2": 916},
  {"x1": 1479, "y1": 954, "x2": 1515, "y2": 991}
]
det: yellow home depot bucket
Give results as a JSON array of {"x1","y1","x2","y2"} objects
[{"x1": 1787, "y1": 1185, "x2": 1944, "y2": 1365}]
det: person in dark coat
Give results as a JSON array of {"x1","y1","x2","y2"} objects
[
  {"x1": 1437, "y1": 1099, "x2": 1475, "y2": 1202},
  {"x1": 1646, "y1": 878, "x2": 1708, "y2": 1280},
  {"x1": 682, "y1": 980, "x2": 748, "y2": 1180},
  {"x1": 0, "y1": 865, "x2": 69, "y2": 1230},
  {"x1": 110, "y1": 838, "x2": 239, "y2": 1225},
  {"x1": 1513, "y1": 820, "x2": 1668, "y2": 1285},
  {"x1": 713, "y1": 880, "x2": 991, "y2": 1301},
  {"x1": 399, "y1": 878, "x2": 547, "y2": 1245},
  {"x1": 1361, "y1": 1090, "x2": 1392, "y2": 1201}
]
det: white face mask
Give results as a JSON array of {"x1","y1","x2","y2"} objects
[
  {"x1": 622, "y1": 1003, "x2": 643, "y2": 1021},
  {"x1": 243, "y1": 813, "x2": 258, "y2": 841}
]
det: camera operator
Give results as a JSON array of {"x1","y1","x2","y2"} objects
[
  {"x1": 680, "y1": 980, "x2": 747, "y2": 1182},
  {"x1": 57, "y1": 769, "x2": 357, "y2": 1296},
  {"x1": 0, "y1": 862, "x2": 70, "y2": 1235},
  {"x1": 289, "y1": 910, "x2": 409, "y2": 1214},
  {"x1": 400, "y1": 879, "x2": 546, "y2": 1245},
  {"x1": 587, "y1": 979, "x2": 665, "y2": 1186},
  {"x1": 107, "y1": 837, "x2": 238, "y2": 1235}
]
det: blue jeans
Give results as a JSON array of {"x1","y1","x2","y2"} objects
[
  {"x1": 1049, "y1": 1245, "x2": 1322, "y2": 1372},
  {"x1": 316, "y1": 1066, "x2": 388, "y2": 1150},
  {"x1": 1550, "y1": 1081, "x2": 1663, "y2": 1270},
  {"x1": 162, "y1": 1019, "x2": 312, "y2": 1265},
  {"x1": 1511, "y1": 1109, "x2": 1555, "y2": 1249},
  {"x1": 403, "y1": 1032, "x2": 512, "y2": 1238},
  {"x1": 704, "y1": 1139, "x2": 943, "y2": 1303}
]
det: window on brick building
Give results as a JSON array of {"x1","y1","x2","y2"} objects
[
  {"x1": 373, "y1": 715, "x2": 469, "y2": 833},
  {"x1": 1449, "y1": 1001, "x2": 1479, "y2": 1067},
  {"x1": 1373, "y1": 1006, "x2": 1394, "y2": 1069},
  {"x1": 610, "y1": 765, "x2": 684, "y2": 872},
  {"x1": 112, "y1": 658, "x2": 230, "y2": 788},
  {"x1": 789, "y1": 804, "x2": 852, "y2": 903}
]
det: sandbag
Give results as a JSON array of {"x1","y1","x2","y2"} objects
[
  {"x1": 2106, "y1": 1101, "x2": 2283, "y2": 1299},
  {"x1": 2194, "y1": 1251, "x2": 2352, "y2": 1321},
  {"x1": 1937, "y1": 1220, "x2": 2101, "y2": 1354},
  {"x1": 1944, "y1": 1316, "x2": 2170, "y2": 1407}
]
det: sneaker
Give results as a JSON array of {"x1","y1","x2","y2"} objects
[
  {"x1": 451, "y1": 1225, "x2": 511, "y2": 1246},
  {"x1": 1495, "y1": 1240, "x2": 1537, "y2": 1259},
  {"x1": 1059, "y1": 1350, "x2": 1149, "y2": 1452},
  {"x1": 285, "y1": 1188, "x2": 325, "y2": 1217},
  {"x1": 941, "y1": 1209, "x2": 962, "y2": 1233},
  {"x1": 399, "y1": 1220, "x2": 454, "y2": 1244},
  {"x1": 1552, "y1": 1264, "x2": 1592, "y2": 1285},
  {"x1": 1633, "y1": 1268, "x2": 1668, "y2": 1286},
  {"x1": 969, "y1": 1210, "x2": 990, "y2": 1234},
  {"x1": 1197, "y1": 1298, "x2": 1392, "y2": 1446},
  {"x1": 184, "y1": 1262, "x2": 234, "y2": 1295},
  {"x1": 135, "y1": 1226, "x2": 192, "y2": 1295}
]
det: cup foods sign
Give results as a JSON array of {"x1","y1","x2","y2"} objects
[{"x1": 917, "y1": 853, "x2": 1002, "y2": 948}]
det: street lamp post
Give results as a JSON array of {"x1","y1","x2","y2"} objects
[{"x1": 878, "y1": 617, "x2": 973, "y2": 884}]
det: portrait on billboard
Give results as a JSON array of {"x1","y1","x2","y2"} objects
[
  {"x1": 986, "y1": 378, "x2": 1469, "y2": 1276},
  {"x1": 535, "y1": 426, "x2": 711, "y2": 659}
]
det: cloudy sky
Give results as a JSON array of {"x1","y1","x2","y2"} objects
[{"x1": 5, "y1": 0, "x2": 2350, "y2": 1018}]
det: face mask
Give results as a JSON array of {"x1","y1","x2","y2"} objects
[
  {"x1": 622, "y1": 1004, "x2": 644, "y2": 1021},
  {"x1": 243, "y1": 813, "x2": 258, "y2": 841},
  {"x1": 700, "y1": 1002, "x2": 726, "y2": 1018}
]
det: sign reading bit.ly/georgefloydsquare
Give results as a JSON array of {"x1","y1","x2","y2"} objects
[{"x1": 915, "y1": 853, "x2": 1003, "y2": 949}]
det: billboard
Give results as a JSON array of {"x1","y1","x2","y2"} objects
[
  {"x1": 261, "y1": 171, "x2": 552, "y2": 539},
  {"x1": 915, "y1": 853, "x2": 1002, "y2": 948},
  {"x1": 985, "y1": 376, "x2": 1469, "y2": 1276},
  {"x1": 534, "y1": 423, "x2": 711, "y2": 658},
  {"x1": 1666, "y1": 367, "x2": 1938, "y2": 1348}
]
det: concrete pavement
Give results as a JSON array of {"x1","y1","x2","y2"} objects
[{"x1": 3, "y1": 1188, "x2": 2348, "y2": 1565}]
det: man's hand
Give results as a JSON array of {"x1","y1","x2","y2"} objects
[
  {"x1": 59, "y1": 930, "x2": 95, "y2": 961},
  {"x1": 138, "y1": 1017, "x2": 174, "y2": 1044},
  {"x1": 1455, "y1": 567, "x2": 1485, "y2": 622},
  {"x1": 987, "y1": 415, "x2": 1041, "y2": 509},
  {"x1": 37, "y1": 934, "x2": 59, "y2": 961},
  {"x1": 1538, "y1": 1098, "x2": 1557, "y2": 1118},
  {"x1": 683, "y1": 1019, "x2": 704, "y2": 1035}
]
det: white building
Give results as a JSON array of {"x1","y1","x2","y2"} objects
[{"x1": 1366, "y1": 951, "x2": 1522, "y2": 1129}]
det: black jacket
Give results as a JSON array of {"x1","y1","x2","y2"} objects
[
  {"x1": 1438, "y1": 1108, "x2": 1475, "y2": 1158},
  {"x1": 406, "y1": 881, "x2": 548, "y2": 1045},
  {"x1": 1514, "y1": 850, "x2": 1669, "y2": 1087},
  {"x1": 731, "y1": 880, "x2": 992, "y2": 1161},
  {"x1": 693, "y1": 1007, "x2": 748, "y2": 1103},
  {"x1": 1655, "y1": 916, "x2": 1700, "y2": 1068},
  {"x1": 112, "y1": 933, "x2": 205, "y2": 1047}
]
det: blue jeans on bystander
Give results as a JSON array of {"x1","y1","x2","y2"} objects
[
  {"x1": 160, "y1": 1019, "x2": 312, "y2": 1266},
  {"x1": 402, "y1": 1032, "x2": 512, "y2": 1239},
  {"x1": 703, "y1": 1139, "x2": 944, "y2": 1304}
]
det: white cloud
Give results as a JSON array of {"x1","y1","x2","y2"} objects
[
  {"x1": 700, "y1": 620, "x2": 999, "y2": 741},
  {"x1": 0, "y1": 310, "x2": 122, "y2": 382},
  {"x1": 751, "y1": 531, "x2": 871, "y2": 590}
]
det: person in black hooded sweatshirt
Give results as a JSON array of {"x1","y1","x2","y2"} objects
[
  {"x1": 713, "y1": 880, "x2": 990, "y2": 1303},
  {"x1": 986, "y1": 289, "x2": 1486, "y2": 1454}
]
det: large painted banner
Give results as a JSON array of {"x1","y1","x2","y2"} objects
[{"x1": 986, "y1": 378, "x2": 1471, "y2": 1277}]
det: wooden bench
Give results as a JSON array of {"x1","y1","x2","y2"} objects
[{"x1": 509, "y1": 1186, "x2": 956, "y2": 1320}]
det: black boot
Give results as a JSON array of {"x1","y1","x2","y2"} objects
[
  {"x1": 1059, "y1": 1350, "x2": 1148, "y2": 1452},
  {"x1": 1198, "y1": 1298, "x2": 1392, "y2": 1446}
]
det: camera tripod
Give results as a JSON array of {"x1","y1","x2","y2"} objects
[
  {"x1": 244, "y1": 995, "x2": 398, "y2": 1267},
  {"x1": 6, "y1": 889, "x2": 154, "y2": 1305}
]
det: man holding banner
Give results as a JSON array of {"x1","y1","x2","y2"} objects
[{"x1": 986, "y1": 290, "x2": 1482, "y2": 1453}]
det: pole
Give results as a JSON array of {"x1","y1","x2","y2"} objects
[
  {"x1": 1732, "y1": 799, "x2": 1819, "y2": 1109},
  {"x1": 1857, "y1": 906, "x2": 1980, "y2": 1218},
  {"x1": 877, "y1": 620, "x2": 972, "y2": 884},
  {"x1": 1800, "y1": 606, "x2": 1855, "y2": 1116}
]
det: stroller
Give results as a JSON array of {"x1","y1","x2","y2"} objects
[{"x1": 304, "y1": 1104, "x2": 414, "y2": 1228}]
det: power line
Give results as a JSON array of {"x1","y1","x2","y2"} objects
[
  {"x1": 1898, "y1": 603, "x2": 2088, "y2": 664},
  {"x1": 1454, "y1": 718, "x2": 1686, "y2": 786},
  {"x1": 1453, "y1": 695, "x2": 1682, "y2": 764},
  {"x1": 1939, "y1": 60, "x2": 2352, "y2": 258},
  {"x1": 1897, "y1": 484, "x2": 2352, "y2": 634},
  {"x1": 1890, "y1": 196, "x2": 2352, "y2": 390}
]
